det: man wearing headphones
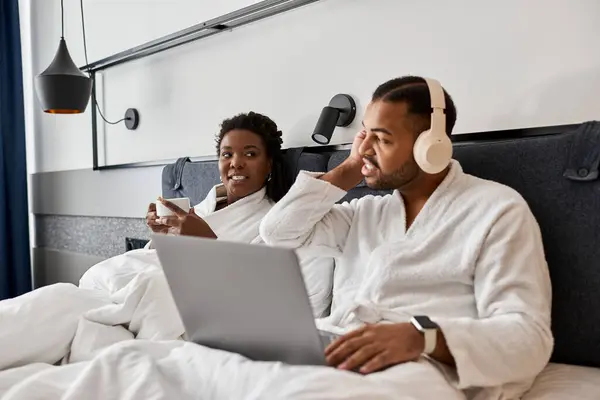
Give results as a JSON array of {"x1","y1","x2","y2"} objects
[{"x1": 260, "y1": 76, "x2": 553, "y2": 398}]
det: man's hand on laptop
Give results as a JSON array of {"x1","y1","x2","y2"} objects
[
  {"x1": 324, "y1": 323, "x2": 424, "y2": 374},
  {"x1": 157, "y1": 197, "x2": 218, "y2": 239}
]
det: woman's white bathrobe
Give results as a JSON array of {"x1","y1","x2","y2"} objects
[
  {"x1": 82, "y1": 185, "x2": 333, "y2": 318},
  {"x1": 260, "y1": 160, "x2": 553, "y2": 400}
]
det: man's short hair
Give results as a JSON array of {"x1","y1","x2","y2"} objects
[{"x1": 372, "y1": 76, "x2": 457, "y2": 135}]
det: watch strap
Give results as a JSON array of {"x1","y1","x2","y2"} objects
[
  {"x1": 410, "y1": 316, "x2": 438, "y2": 355},
  {"x1": 423, "y1": 328, "x2": 437, "y2": 354}
]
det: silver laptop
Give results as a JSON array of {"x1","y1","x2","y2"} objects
[{"x1": 152, "y1": 234, "x2": 337, "y2": 366}]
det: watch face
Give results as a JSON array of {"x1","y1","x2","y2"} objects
[{"x1": 413, "y1": 315, "x2": 438, "y2": 330}]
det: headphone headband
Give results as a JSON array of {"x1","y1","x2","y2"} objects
[{"x1": 423, "y1": 78, "x2": 446, "y2": 135}]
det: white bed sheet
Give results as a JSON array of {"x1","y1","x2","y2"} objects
[{"x1": 522, "y1": 363, "x2": 600, "y2": 400}]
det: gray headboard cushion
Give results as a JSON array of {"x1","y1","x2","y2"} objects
[
  {"x1": 296, "y1": 152, "x2": 329, "y2": 174},
  {"x1": 161, "y1": 121, "x2": 600, "y2": 368},
  {"x1": 162, "y1": 160, "x2": 221, "y2": 206}
]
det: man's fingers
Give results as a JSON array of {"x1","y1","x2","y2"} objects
[
  {"x1": 147, "y1": 203, "x2": 157, "y2": 213},
  {"x1": 326, "y1": 336, "x2": 370, "y2": 367},
  {"x1": 359, "y1": 351, "x2": 393, "y2": 374},
  {"x1": 158, "y1": 197, "x2": 188, "y2": 217},
  {"x1": 337, "y1": 344, "x2": 383, "y2": 372},
  {"x1": 325, "y1": 325, "x2": 370, "y2": 356}
]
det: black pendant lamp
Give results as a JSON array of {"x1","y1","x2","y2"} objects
[{"x1": 35, "y1": 0, "x2": 92, "y2": 114}]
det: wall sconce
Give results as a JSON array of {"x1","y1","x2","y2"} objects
[{"x1": 311, "y1": 94, "x2": 356, "y2": 145}]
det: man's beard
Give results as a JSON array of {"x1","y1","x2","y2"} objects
[{"x1": 365, "y1": 160, "x2": 420, "y2": 190}]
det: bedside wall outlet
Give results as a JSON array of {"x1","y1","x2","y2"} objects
[{"x1": 125, "y1": 237, "x2": 150, "y2": 252}]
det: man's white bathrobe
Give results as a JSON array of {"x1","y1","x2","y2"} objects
[{"x1": 260, "y1": 160, "x2": 553, "y2": 399}]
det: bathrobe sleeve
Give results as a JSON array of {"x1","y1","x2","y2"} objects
[
  {"x1": 260, "y1": 171, "x2": 356, "y2": 258},
  {"x1": 434, "y1": 201, "x2": 553, "y2": 389}
]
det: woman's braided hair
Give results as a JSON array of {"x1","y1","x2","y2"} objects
[{"x1": 215, "y1": 111, "x2": 289, "y2": 202}]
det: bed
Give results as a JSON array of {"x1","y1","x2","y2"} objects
[{"x1": 1, "y1": 122, "x2": 599, "y2": 398}]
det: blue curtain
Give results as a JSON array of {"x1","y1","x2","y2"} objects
[{"x1": 0, "y1": 0, "x2": 32, "y2": 299}]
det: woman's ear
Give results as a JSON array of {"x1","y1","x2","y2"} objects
[{"x1": 265, "y1": 159, "x2": 273, "y2": 183}]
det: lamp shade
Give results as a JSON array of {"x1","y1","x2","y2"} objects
[
  {"x1": 312, "y1": 106, "x2": 340, "y2": 145},
  {"x1": 35, "y1": 38, "x2": 92, "y2": 114}
]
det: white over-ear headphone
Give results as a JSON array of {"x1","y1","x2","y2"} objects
[{"x1": 412, "y1": 78, "x2": 453, "y2": 174}]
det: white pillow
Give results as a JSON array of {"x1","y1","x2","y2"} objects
[{"x1": 79, "y1": 249, "x2": 162, "y2": 294}]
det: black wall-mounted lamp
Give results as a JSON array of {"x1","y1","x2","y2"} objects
[
  {"x1": 35, "y1": 0, "x2": 139, "y2": 131},
  {"x1": 311, "y1": 94, "x2": 356, "y2": 145}
]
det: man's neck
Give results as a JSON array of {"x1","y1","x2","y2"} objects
[
  {"x1": 398, "y1": 167, "x2": 450, "y2": 229},
  {"x1": 401, "y1": 171, "x2": 447, "y2": 203}
]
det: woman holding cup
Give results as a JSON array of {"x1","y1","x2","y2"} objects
[{"x1": 145, "y1": 111, "x2": 290, "y2": 243}]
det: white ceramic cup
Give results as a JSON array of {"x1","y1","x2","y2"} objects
[{"x1": 156, "y1": 197, "x2": 191, "y2": 217}]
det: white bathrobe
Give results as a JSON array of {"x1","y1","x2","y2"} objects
[
  {"x1": 259, "y1": 160, "x2": 553, "y2": 399},
  {"x1": 143, "y1": 184, "x2": 270, "y2": 246},
  {"x1": 193, "y1": 184, "x2": 272, "y2": 243}
]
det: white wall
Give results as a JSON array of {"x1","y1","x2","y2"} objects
[{"x1": 22, "y1": 0, "x2": 600, "y2": 174}]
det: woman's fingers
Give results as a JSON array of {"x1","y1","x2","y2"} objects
[
  {"x1": 158, "y1": 216, "x2": 181, "y2": 227},
  {"x1": 158, "y1": 197, "x2": 188, "y2": 218}
]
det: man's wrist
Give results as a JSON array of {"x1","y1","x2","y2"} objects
[
  {"x1": 320, "y1": 157, "x2": 364, "y2": 191},
  {"x1": 342, "y1": 157, "x2": 363, "y2": 171},
  {"x1": 407, "y1": 322, "x2": 426, "y2": 357}
]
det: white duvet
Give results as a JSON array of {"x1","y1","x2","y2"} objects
[
  {"x1": 0, "y1": 249, "x2": 465, "y2": 400},
  {"x1": 0, "y1": 339, "x2": 463, "y2": 400}
]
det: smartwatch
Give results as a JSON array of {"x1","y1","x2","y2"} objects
[{"x1": 410, "y1": 315, "x2": 439, "y2": 355}]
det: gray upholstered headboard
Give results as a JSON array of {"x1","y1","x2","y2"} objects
[{"x1": 161, "y1": 121, "x2": 600, "y2": 369}]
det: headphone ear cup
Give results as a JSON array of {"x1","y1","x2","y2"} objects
[{"x1": 413, "y1": 130, "x2": 453, "y2": 174}]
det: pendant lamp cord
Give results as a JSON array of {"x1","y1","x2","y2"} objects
[
  {"x1": 79, "y1": 0, "x2": 127, "y2": 125},
  {"x1": 60, "y1": 0, "x2": 64, "y2": 39}
]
